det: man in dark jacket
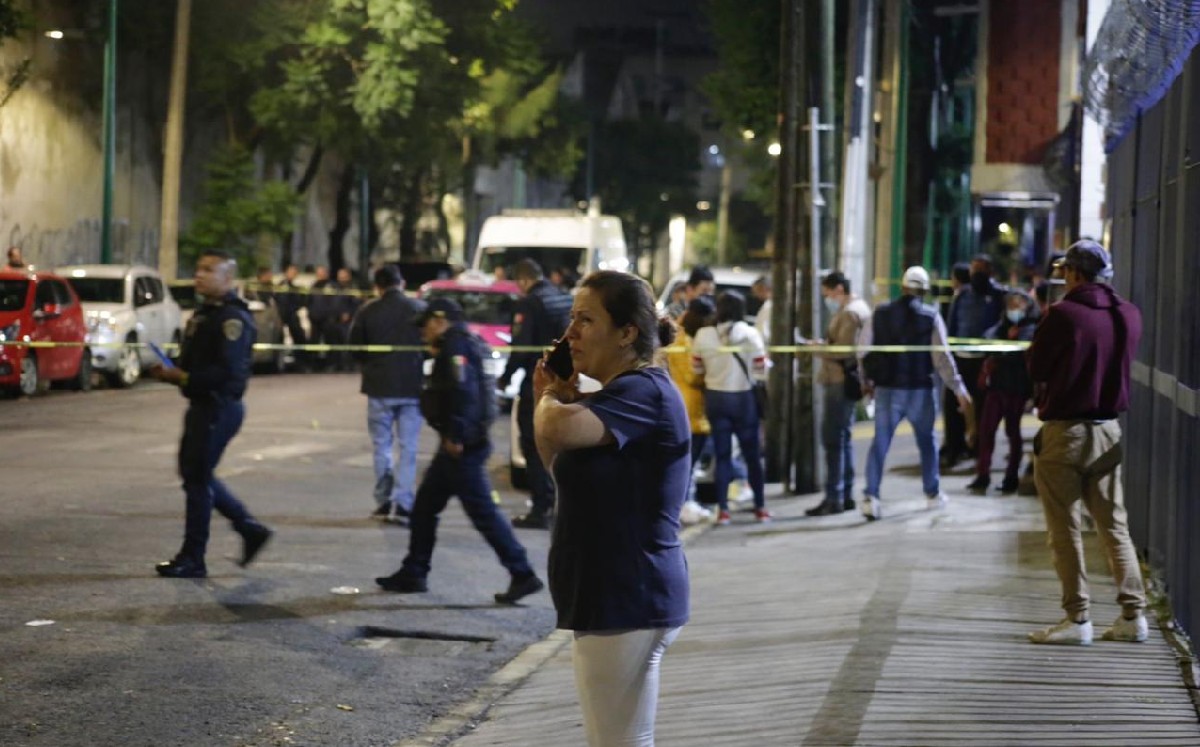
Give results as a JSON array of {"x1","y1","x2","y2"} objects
[
  {"x1": 276, "y1": 264, "x2": 310, "y2": 371},
  {"x1": 498, "y1": 259, "x2": 572, "y2": 528},
  {"x1": 859, "y1": 266, "x2": 971, "y2": 521},
  {"x1": 375, "y1": 298, "x2": 543, "y2": 603},
  {"x1": 967, "y1": 289, "x2": 1038, "y2": 494},
  {"x1": 348, "y1": 265, "x2": 426, "y2": 522},
  {"x1": 943, "y1": 254, "x2": 1007, "y2": 467},
  {"x1": 1026, "y1": 240, "x2": 1147, "y2": 646},
  {"x1": 148, "y1": 250, "x2": 272, "y2": 578}
]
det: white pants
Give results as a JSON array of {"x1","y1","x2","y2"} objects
[{"x1": 572, "y1": 627, "x2": 681, "y2": 747}]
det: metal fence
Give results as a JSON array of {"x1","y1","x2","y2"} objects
[{"x1": 1109, "y1": 53, "x2": 1200, "y2": 638}]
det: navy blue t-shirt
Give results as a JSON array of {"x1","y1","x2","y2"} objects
[{"x1": 549, "y1": 366, "x2": 691, "y2": 631}]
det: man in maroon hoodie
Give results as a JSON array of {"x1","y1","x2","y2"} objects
[{"x1": 1026, "y1": 240, "x2": 1147, "y2": 646}]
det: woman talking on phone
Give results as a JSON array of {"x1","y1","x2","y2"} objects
[{"x1": 533, "y1": 271, "x2": 690, "y2": 747}]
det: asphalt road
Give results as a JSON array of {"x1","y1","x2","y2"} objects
[{"x1": 0, "y1": 374, "x2": 556, "y2": 747}]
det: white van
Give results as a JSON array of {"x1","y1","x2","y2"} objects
[{"x1": 472, "y1": 210, "x2": 629, "y2": 278}]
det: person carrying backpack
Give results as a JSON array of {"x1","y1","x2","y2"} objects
[{"x1": 375, "y1": 297, "x2": 543, "y2": 604}]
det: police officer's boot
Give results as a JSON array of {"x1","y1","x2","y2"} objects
[{"x1": 238, "y1": 523, "x2": 274, "y2": 567}]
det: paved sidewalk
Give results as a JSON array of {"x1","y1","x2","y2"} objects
[{"x1": 413, "y1": 422, "x2": 1200, "y2": 746}]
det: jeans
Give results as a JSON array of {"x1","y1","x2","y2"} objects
[
  {"x1": 821, "y1": 383, "x2": 857, "y2": 505},
  {"x1": 367, "y1": 397, "x2": 422, "y2": 511},
  {"x1": 705, "y1": 389, "x2": 765, "y2": 511},
  {"x1": 178, "y1": 399, "x2": 257, "y2": 563},
  {"x1": 1034, "y1": 419, "x2": 1145, "y2": 621},
  {"x1": 865, "y1": 386, "x2": 940, "y2": 500},
  {"x1": 573, "y1": 627, "x2": 682, "y2": 747},
  {"x1": 401, "y1": 443, "x2": 534, "y2": 580},
  {"x1": 518, "y1": 383, "x2": 556, "y2": 515}
]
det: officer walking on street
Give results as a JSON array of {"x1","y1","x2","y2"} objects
[
  {"x1": 498, "y1": 259, "x2": 572, "y2": 529},
  {"x1": 149, "y1": 250, "x2": 272, "y2": 578},
  {"x1": 375, "y1": 298, "x2": 544, "y2": 603}
]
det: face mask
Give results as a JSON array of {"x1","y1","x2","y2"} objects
[
  {"x1": 823, "y1": 296, "x2": 841, "y2": 314},
  {"x1": 970, "y1": 271, "x2": 991, "y2": 293},
  {"x1": 1006, "y1": 309, "x2": 1024, "y2": 323}
]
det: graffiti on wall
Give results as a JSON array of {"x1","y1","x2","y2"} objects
[{"x1": 4, "y1": 220, "x2": 159, "y2": 268}]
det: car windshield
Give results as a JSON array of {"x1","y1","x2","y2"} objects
[
  {"x1": 69, "y1": 277, "x2": 125, "y2": 304},
  {"x1": 0, "y1": 280, "x2": 28, "y2": 311},
  {"x1": 479, "y1": 247, "x2": 585, "y2": 278},
  {"x1": 425, "y1": 289, "x2": 517, "y2": 326}
]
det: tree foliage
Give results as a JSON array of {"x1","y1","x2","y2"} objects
[
  {"x1": 702, "y1": 0, "x2": 780, "y2": 142},
  {"x1": 181, "y1": 146, "x2": 301, "y2": 271},
  {"x1": 0, "y1": 0, "x2": 28, "y2": 110},
  {"x1": 585, "y1": 117, "x2": 701, "y2": 242}
]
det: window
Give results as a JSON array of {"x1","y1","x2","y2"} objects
[
  {"x1": 147, "y1": 277, "x2": 165, "y2": 304},
  {"x1": 133, "y1": 277, "x2": 155, "y2": 308},
  {"x1": 0, "y1": 280, "x2": 28, "y2": 311},
  {"x1": 35, "y1": 279, "x2": 56, "y2": 309},
  {"x1": 50, "y1": 280, "x2": 75, "y2": 307},
  {"x1": 70, "y1": 278, "x2": 124, "y2": 303}
]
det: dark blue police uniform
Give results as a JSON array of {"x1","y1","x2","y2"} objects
[
  {"x1": 376, "y1": 299, "x2": 542, "y2": 603},
  {"x1": 157, "y1": 291, "x2": 271, "y2": 578},
  {"x1": 499, "y1": 278, "x2": 572, "y2": 523}
]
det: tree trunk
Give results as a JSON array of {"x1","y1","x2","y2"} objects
[
  {"x1": 397, "y1": 168, "x2": 425, "y2": 259},
  {"x1": 328, "y1": 164, "x2": 354, "y2": 272}
]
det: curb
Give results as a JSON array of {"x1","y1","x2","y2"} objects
[{"x1": 393, "y1": 520, "x2": 715, "y2": 746}]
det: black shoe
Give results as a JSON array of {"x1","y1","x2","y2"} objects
[
  {"x1": 843, "y1": 497, "x2": 856, "y2": 511},
  {"x1": 155, "y1": 557, "x2": 207, "y2": 578},
  {"x1": 998, "y1": 476, "x2": 1020, "y2": 494},
  {"x1": 239, "y1": 524, "x2": 273, "y2": 567},
  {"x1": 805, "y1": 501, "x2": 845, "y2": 517},
  {"x1": 385, "y1": 504, "x2": 411, "y2": 527},
  {"x1": 376, "y1": 571, "x2": 427, "y2": 593},
  {"x1": 495, "y1": 574, "x2": 544, "y2": 604},
  {"x1": 511, "y1": 512, "x2": 551, "y2": 530},
  {"x1": 966, "y1": 475, "x2": 990, "y2": 495},
  {"x1": 373, "y1": 471, "x2": 395, "y2": 502},
  {"x1": 371, "y1": 501, "x2": 393, "y2": 519}
]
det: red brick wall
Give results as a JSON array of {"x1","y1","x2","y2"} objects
[{"x1": 986, "y1": 0, "x2": 1062, "y2": 164}]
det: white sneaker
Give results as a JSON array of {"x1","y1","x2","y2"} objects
[
  {"x1": 1028, "y1": 619, "x2": 1093, "y2": 645},
  {"x1": 1102, "y1": 613, "x2": 1149, "y2": 642},
  {"x1": 861, "y1": 494, "x2": 881, "y2": 521},
  {"x1": 927, "y1": 492, "x2": 949, "y2": 510}
]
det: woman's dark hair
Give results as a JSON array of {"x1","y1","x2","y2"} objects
[
  {"x1": 715, "y1": 290, "x2": 746, "y2": 324},
  {"x1": 580, "y1": 271, "x2": 675, "y2": 363},
  {"x1": 680, "y1": 297, "x2": 716, "y2": 338}
]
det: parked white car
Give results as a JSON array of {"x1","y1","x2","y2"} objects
[{"x1": 59, "y1": 264, "x2": 183, "y2": 387}]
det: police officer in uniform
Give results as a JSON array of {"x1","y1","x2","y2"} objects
[
  {"x1": 375, "y1": 298, "x2": 544, "y2": 603},
  {"x1": 498, "y1": 259, "x2": 572, "y2": 529},
  {"x1": 149, "y1": 250, "x2": 272, "y2": 578}
]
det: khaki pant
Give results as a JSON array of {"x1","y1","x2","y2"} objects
[{"x1": 1034, "y1": 419, "x2": 1146, "y2": 622}]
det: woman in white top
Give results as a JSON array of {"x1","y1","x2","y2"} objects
[{"x1": 690, "y1": 291, "x2": 769, "y2": 525}]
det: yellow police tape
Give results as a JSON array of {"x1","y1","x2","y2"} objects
[{"x1": 0, "y1": 339, "x2": 1030, "y2": 355}]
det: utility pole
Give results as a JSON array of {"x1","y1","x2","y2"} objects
[
  {"x1": 716, "y1": 156, "x2": 732, "y2": 264},
  {"x1": 158, "y1": 0, "x2": 191, "y2": 280},
  {"x1": 766, "y1": 0, "x2": 818, "y2": 493},
  {"x1": 100, "y1": 0, "x2": 118, "y2": 264},
  {"x1": 818, "y1": 0, "x2": 839, "y2": 272}
]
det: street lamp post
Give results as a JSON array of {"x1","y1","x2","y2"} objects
[{"x1": 100, "y1": 0, "x2": 118, "y2": 264}]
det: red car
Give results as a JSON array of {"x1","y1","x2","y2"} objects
[{"x1": 0, "y1": 268, "x2": 91, "y2": 396}]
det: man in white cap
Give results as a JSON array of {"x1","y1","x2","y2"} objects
[{"x1": 857, "y1": 266, "x2": 971, "y2": 520}]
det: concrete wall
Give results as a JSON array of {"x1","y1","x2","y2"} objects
[{"x1": 0, "y1": 19, "x2": 163, "y2": 270}]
